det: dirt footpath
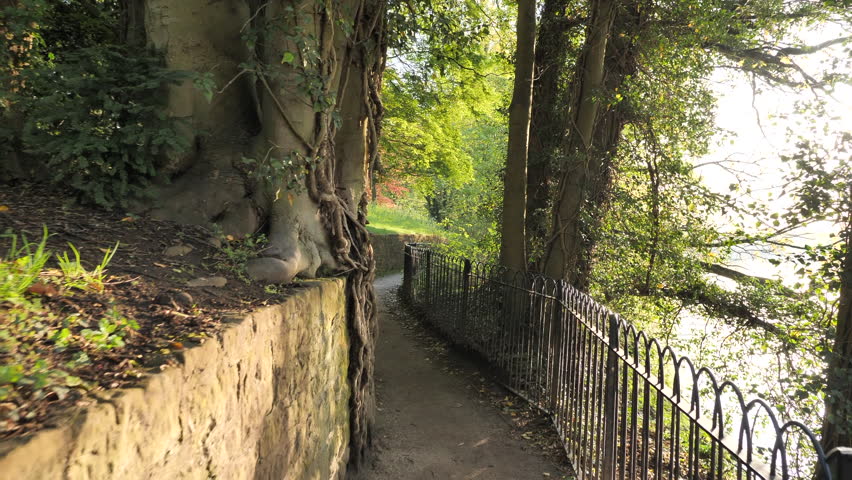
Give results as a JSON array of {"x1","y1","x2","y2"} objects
[{"x1": 351, "y1": 274, "x2": 570, "y2": 480}]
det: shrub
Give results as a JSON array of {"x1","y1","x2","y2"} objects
[{"x1": 19, "y1": 46, "x2": 193, "y2": 208}]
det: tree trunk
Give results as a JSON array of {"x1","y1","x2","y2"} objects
[
  {"x1": 822, "y1": 198, "x2": 852, "y2": 453},
  {"x1": 0, "y1": 0, "x2": 30, "y2": 179},
  {"x1": 525, "y1": 0, "x2": 576, "y2": 266},
  {"x1": 134, "y1": 0, "x2": 383, "y2": 466},
  {"x1": 499, "y1": 0, "x2": 536, "y2": 272},
  {"x1": 537, "y1": 0, "x2": 640, "y2": 288},
  {"x1": 541, "y1": 0, "x2": 615, "y2": 283}
]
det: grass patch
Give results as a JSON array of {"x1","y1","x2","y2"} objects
[
  {"x1": 0, "y1": 227, "x2": 137, "y2": 424},
  {"x1": 366, "y1": 203, "x2": 443, "y2": 236}
]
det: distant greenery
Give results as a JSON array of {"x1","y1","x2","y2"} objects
[
  {"x1": 366, "y1": 203, "x2": 443, "y2": 236},
  {"x1": 377, "y1": 0, "x2": 511, "y2": 261}
]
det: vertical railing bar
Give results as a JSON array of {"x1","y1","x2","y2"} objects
[
  {"x1": 581, "y1": 299, "x2": 594, "y2": 476},
  {"x1": 602, "y1": 314, "x2": 619, "y2": 480},
  {"x1": 642, "y1": 348, "x2": 651, "y2": 480},
  {"x1": 619, "y1": 351, "x2": 628, "y2": 480},
  {"x1": 568, "y1": 293, "x2": 581, "y2": 472},
  {"x1": 630, "y1": 336, "x2": 640, "y2": 480},
  {"x1": 558, "y1": 295, "x2": 569, "y2": 439},
  {"x1": 596, "y1": 308, "x2": 609, "y2": 476},
  {"x1": 592, "y1": 307, "x2": 603, "y2": 477},
  {"x1": 537, "y1": 283, "x2": 547, "y2": 407},
  {"x1": 655, "y1": 371, "x2": 664, "y2": 480}
]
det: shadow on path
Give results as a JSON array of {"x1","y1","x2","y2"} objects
[{"x1": 351, "y1": 274, "x2": 569, "y2": 480}]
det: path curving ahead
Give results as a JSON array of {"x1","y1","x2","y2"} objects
[{"x1": 351, "y1": 274, "x2": 567, "y2": 480}]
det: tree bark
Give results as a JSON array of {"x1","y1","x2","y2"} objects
[
  {"x1": 525, "y1": 0, "x2": 576, "y2": 265},
  {"x1": 0, "y1": 0, "x2": 31, "y2": 179},
  {"x1": 134, "y1": 0, "x2": 383, "y2": 465},
  {"x1": 541, "y1": 0, "x2": 616, "y2": 283},
  {"x1": 822, "y1": 198, "x2": 852, "y2": 453},
  {"x1": 499, "y1": 0, "x2": 536, "y2": 272}
]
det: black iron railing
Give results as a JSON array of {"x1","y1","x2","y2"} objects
[{"x1": 402, "y1": 244, "x2": 851, "y2": 480}]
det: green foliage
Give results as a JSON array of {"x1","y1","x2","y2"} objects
[
  {"x1": 387, "y1": 0, "x2": 514, "y2": 75},
  {"x1": 56, "y1": 240, "x2": 119, "y2": 292},
  {"x1": 80, "y1": 309, "x2": 139, "y2": 351},
  {"x1": 379, "y1": 0, "x2": 512, "y2": 261},
  {"x1": 0, "y1": 227, "x2": 138, "y2": 412},
  {"x1": 1, "y1": 1, "x2": 199, "y2": 208},
  {"x1": 0, "y1": 226, "x2": 50, "y2": 304},
  {"x1": 18, "y1": 46, "x2": 192, "y2": 207},
  {"x1": 215, "y1": 234, "x2": 269, "y2": 283}
]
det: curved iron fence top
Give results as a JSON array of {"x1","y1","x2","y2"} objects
[{"x1": 402, "y1": 243, "x2": 848, "y2": 479}]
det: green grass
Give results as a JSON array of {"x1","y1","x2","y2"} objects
[
  {"x1": 1, "y1": 227, "x2": 137, "y2": 411},
  {"x1": 366, "y1": 203, "x2": 444, "y2": 235}
]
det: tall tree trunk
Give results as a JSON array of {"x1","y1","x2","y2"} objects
[
  {"x1": 500, "y1": 0, "x2": 537, "y2": 272},
  {"x1": 537, "y1": 0, "x2": 640, "y2": 288},
  {"x1": 822, "y1": 197, "x2": 852, "y2": 453},
  {"x1": 0, "y1": 0, "x2": 30, "y2": 179},
  {"x1": 134, "y1": 0, "x2": 384, "y2": 466},
  {"x1": 541, "y1": 0, "x2": 616, "y2": 283},
  {"x1": 525, "y1": 0, "x2": 577, "y2": 266}
]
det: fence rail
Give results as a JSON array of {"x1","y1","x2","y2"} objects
[{"x1": 401, "y1": 244, "x2": 850, "y2": 480}]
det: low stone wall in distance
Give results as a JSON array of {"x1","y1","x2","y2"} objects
[
  {"x1": 0, "y1": 279, "x2": 350, "y2": 480},
  {"x1": 371, "y1": 233, "x2": 443, "y2": 276}
]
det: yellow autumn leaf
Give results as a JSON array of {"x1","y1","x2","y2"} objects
[{"x1": 0, "y1": 205, "x2": 9, "y2": 212}]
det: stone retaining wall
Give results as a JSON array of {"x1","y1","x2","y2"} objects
[
  {"x1": 0, "y1": 279, "x2": 350, "y2": 480},
  {"x1": 371, "y1": 234, "x2": 443, "y2": 276}
]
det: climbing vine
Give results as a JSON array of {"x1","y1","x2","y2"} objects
[{"x1": 232, "y1": 0, "x2": 386, "y2": 465}]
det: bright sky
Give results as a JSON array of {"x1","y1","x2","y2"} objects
[{"x1": 694, "y1": 24, "x2": 851, "y2": 282}]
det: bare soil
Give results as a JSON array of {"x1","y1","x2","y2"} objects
[{"x1": 353, "y1": 274, "x2": 574, "y2": 480}]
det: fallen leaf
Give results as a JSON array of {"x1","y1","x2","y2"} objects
[
  {"x1": 120, "y1": 216, "x2": 134, "y2": 222},
  {"x1": 170, "y1": 342, "x2": 184, "y2": 350},
  {"x1": 0, "y1": 205, "x2": 9, "y2": 212},
  {"x1": 27, "y1": 282, "x2": 58, "y2": 297}
]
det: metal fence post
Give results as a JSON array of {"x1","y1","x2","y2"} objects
[
  {"x1": 549, "y1": 282, "x2": 565, "y2": 412},
  {"x1": 826, "y1": 447, "x2": 852, "y2": 480},
  {"x1": 602, "y1": 313, "x2": 620, "y2": 480},
  {"x1": 425, "y1": 249, "x2": 432, "y2": 305},
  {"x1": 403, "y1": 244, "x2": 413, "y2": 302},
  {"x1": 461, "y1": 258, "x2": 471, "y2": 336}
]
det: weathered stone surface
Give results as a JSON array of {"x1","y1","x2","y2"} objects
[
  {"x1": 163, "y1": 244, "x2": 193, "y2": 257},
  {"x1": 0, "y1": 279, "x2": 350, "y2": 480},
  {"x1": 371, "y1": 233, "x2": 444, "y2": 276},
  {"x1": 153, "y1": 290, "x2": 194, "y2": 309},
  {"x1": 247, "y1": 257, "x2": 297, "y2": 284},
  {"x1": 186, "y1": 276, "x2": 228, "y2": 288}
]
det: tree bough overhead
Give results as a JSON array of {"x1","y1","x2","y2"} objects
[{"x1": 129, "y1": 0, "x2": 384, "y2": 465}]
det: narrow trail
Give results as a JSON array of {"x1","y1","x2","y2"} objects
[{"x1": 352, "y1": 274, "x2": 568, "y2": 480}]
